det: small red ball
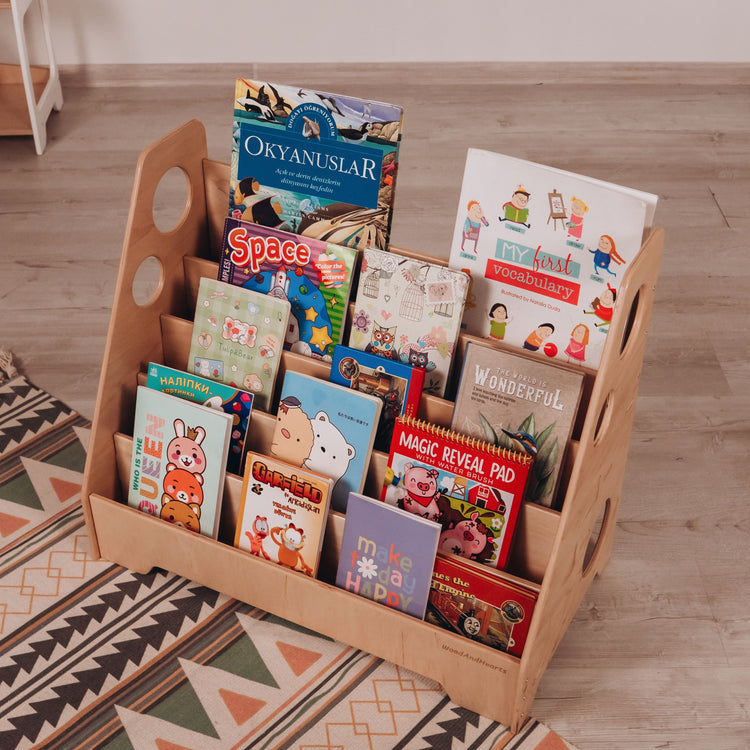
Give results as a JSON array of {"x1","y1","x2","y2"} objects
[{"x1": 543, "y1": 342, "x2": 558, "y2": 357}]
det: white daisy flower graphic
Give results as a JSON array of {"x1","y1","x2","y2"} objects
[{"x1": 356, "y1": 557, "x2": 378, "y2": 579}]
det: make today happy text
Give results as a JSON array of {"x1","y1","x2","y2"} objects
[{"x1": 342, "y1": 536, "x2": 417, "y2": 613}]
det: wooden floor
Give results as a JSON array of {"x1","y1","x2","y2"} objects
[{"x1": 1, "y1": 63, "x2": 749, "y2": 749}]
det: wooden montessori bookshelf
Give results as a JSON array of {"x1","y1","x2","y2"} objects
[{"x1": 80, "y1": 119, "x2": 664, "y2": 733}]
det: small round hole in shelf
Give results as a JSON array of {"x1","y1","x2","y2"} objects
[
  {"x1": 619, "y1": 287, "x2": 641, "y2": 356},
  {"x1": 132, "y1": 255, "x2": 164, "y2": 306},
  {"x1": 582, "y1": 497, "x2": 611, "y2": 577},
  {"x1": 152, "y1": 166, "x2": 190, "y2": 233},
  {"x1": 593, "y1": 390, "x2": 614, "y2": 445}
]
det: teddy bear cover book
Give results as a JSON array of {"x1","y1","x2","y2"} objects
[
  {"x1": 381, "y1": 416, "x2": 533, "y2": 571},
  {"x1": 128, "y1": 386, "x2": 233, "y2": 539},
  {"x1": 229, "y1": 78, "x2": 403, "y2": 252},
  {"x1": 146, "y1": 361, "x2": 254, "y2": 476},
  {"x1": 188, "y1": 277, "x2": 291, "y2": 413},
  {"x1": 448, "y1": 148, "x2": 656, "y2": 370},
  {"x1": 269, "y1": 371, "x2": 382, "y2": 513},
  {"x1": 347, "y1": 248, "x2": 470, "y2": 398},
  {"x1": 335, "y1": 491, "x2": 440, "y2": 619},
  {"x1": 451, "y1": 341, "x2": 585, "y2": 509},
  {"x1": 234, "y1": 451, "x2": 333, "y2": 578},
  {"x1": 218, "y1": 217, "x2": 358, "y2": 361}
]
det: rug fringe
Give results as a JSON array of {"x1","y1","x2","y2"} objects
[{"x1": 0, "y1": 349, "x2": 18, "y2": 382}]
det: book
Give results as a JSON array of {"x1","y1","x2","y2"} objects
[
  {"x1": 188, "y1": 277, "x2": 291, "y2": 413},
  {"x1": 426, "y1": 553, "x2": 539, "y2": 657},
  {"x1": 451, "y1": 341, "x2": 584, "y2": 508},
  {"x1": 218, "y1": 216, "x2": 358, "y2": 360},
  {"x1": 146, "y1": 361, "x2": 254, "y2": 475},
  {"x1": 448, "y1": 148, "x2": 656, "y2": 370},
  {"x1": 347, "y1": 248, "x2": 470, "y2": 398},
  {"x1": 270, "y1": 371, "x2": 382, "y2": 513},
  {"x1": 335, "y1": 491, "x2": 440, "y2": 618},
  {"x1": 381, "y1": 416, "x2": 533, "y2": 571},
  {"x1": 128, "y1": 386, "x2": 232, "y2": 539},
  {"x1": 229, "y1": 78, "x2": 403, "y2": 252},
  {"x1": 234, "y1": 451, "x2": 333, "y2": 577},
  {"x1": 329, "y1": 344, "x2": 424, "y2": 453}
]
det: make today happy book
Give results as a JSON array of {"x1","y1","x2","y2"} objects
[
  {"x1": 188, "y1": 277, "x2": 290, "y2": 413},
  {"x1": 228, "y1": 78, "x2": 403, "y2": 252},
  {"x1": 128, "y1": 386, "x2": 232, "y2": 539},
  {"x1": 218, "y1": 217, "x2": 358, "y2": 360},
  {"x1": 449, "y1": 148, "x2": 657, "y2": 370},
  {"x1": 335, "y1": 492, "x2": 440, "y2": 619},
  {"x1": 451, "y1": 341, "x2": 585, "y2": 508}
]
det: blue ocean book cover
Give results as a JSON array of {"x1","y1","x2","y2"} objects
[
  {"x1": 146, "y1": 362, "x2": 254, "y2": 475},
  {"x1": 229, "y1": 78, "x2": 403, "y2": 252},
  {"x1": 335, "y1": 492, "x2": 440, "y2": 619},
  {"x1": 270, "y1": 371, "x2": 382, "y2": 513},
  {"x1": 128, "y1": 386, "x2": 232, "y2": 539}
]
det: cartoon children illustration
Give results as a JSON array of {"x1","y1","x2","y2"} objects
[
  {"x1": 566, "y1": 196, "x2": 588, "y2": 241},
  {"x1": 461, "y1": 200, "x2": 489, "y2": 253},
  {"x1": 589, "y1": 234, "x2": 626, "y2": 276},
  {"x1": 523, "y1": 322, "x2": 555, "y2": 352},
  {"x1": 564, "y1": 323, "x2": 590, "y2": 363},
  {"x1": 488, "y1": 302, "x2": 512, "y2": 340},
  {"x1": 583, "y1": 283, "x2": 617, "y2": 330},
  {"x1": 500, "y1": 185, "x2": 531, "y2": 228}
]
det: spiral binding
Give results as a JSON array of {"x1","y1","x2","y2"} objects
[{"x1": 397, "y1": 415, "x2": 533, "y2": 466}]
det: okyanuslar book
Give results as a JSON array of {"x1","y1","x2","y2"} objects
[
  {"x1": 188, "y1": 277, "x2": 290, "y2": 413},
  {"x1": 448, "y1": 148, "x2": 657, "y2": 370},
  {"x1": 128, "y1": 386, "x2": 232, "y2": 539},
  {"x1": 347, "y1": 248, "x2": 470, "y2": 398},
  {"x1": 270, "y1": 371, "x2": 382, "y2": 513},
  {"x1": 451, "y1": 341, "x2": 584, "y2": 508},
  {"x1": 229, "y1": 78, "x2": 403, "y2": 252},
  {"x1": 381, "y1": 416, "x2": 533, "y2": 571},
  {"x1": 234, "y1": 451, "x2": 333, "y2": 578},
  {"x1": 427, "y1": 552, "x2": 539, "y2": 657},
  {"x1": 218, "y1": 217, "x2": 358, "y2": 361},
  {"x1": 329, "y1": 344, "x2": 424, "y2": 453},
  {"x1": 335, "y1": 491, "x2": 440, "y2": 619},
  {"x1": 146, "y1": 362, "x2": 254, "y2": 476}
]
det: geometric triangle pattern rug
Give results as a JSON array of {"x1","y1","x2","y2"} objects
[{"x1": 0, "y1": 375, "x2": 578, "y2": 750}]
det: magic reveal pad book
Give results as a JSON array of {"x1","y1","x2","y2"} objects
[
  {"x1": 234, "y1": 451, "x2": 333, "y2": 578},
  {"x1": 348, "y1": 248, "x2": 470, "y2": 398},
  {"x1": 218, "y1": 216, "x2": 358, "y2": 360},
  {"x1": 381, "y1": 416, "x2": 533, "y2": 571},
  {"x1": 188, "y1": 277, "x2": 290, "y2": 413},
  {"x1": 427, "y1": 553, "x2": 539, "y2": 657},
  {"x1": 451, "y1": 341, "x2": 584, "y2": 508},
  {"x1": 229, "y1": 78, "x2": 403, "y2": 251},
  {"x1": 146, "y1": 362, "x2": 254, "y2": 475},
  {"x1": 270, "y1": 371, "x2": 382, "y2": 513},
  {"x1": 128, "y1": 386, "x2": 232, "y2": 539},
  {"x1": 329, "y1": 344, "x2": 424, "y2": 453},
  {"x1": 449, "y1": 148, "x2": 656, "y2": 370},
  {"x1": 335, "y1": 491, "x2": 440, "y2": 619}
]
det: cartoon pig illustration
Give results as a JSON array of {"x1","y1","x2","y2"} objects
[
  {"x1": 438, "y1": 511, "x2": 495, "y2": 563},
  {"x1": 400, "y1": 462, "x2": 442, "y2": 522}
]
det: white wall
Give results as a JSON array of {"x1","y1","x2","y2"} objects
[{"x1": 8, "y1": 0, "x2": 750, "y2": 65}]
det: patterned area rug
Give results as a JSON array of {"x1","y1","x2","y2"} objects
[{"x1": 0, "y1": 373, "x2": 578, "y2": 750}]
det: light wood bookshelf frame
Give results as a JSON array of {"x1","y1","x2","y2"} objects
[{"x1": 80, "y1": 119, "x2": 663, "y2": 732}]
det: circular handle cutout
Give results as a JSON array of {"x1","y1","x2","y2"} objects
[
  {"x1": 132, "y1": 255, "x2": 164, "y2": 306},
  {"x1": 152, "y1": 166, "x2": 190, "y2": 233}
]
